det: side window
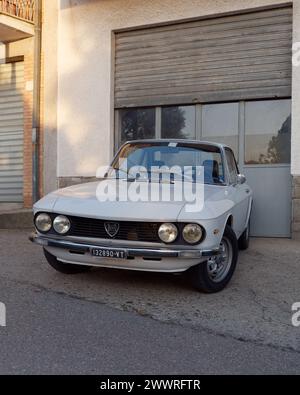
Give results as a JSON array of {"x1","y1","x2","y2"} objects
[{"x1": 225, "y1": 149, "x2": 239, "y2": 184}]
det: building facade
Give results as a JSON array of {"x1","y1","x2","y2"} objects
[
  {"x1": 0, "y1": 0, "x2": 41, "y2": 210},
  {"x1": 41, "y1": 0, "x2": 300, "y2": 238}
]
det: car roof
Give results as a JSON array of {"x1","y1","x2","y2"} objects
[{"x1": 124, "y1": 139, "x2": 230, "y2": 150}]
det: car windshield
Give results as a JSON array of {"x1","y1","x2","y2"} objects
[{"x1": 109, "y1": 142, "x2": 225, "y2": 185}]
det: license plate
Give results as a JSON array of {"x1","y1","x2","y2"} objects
[{"x1": 91, "y1": 248, "x2": 127, "y2": 259}]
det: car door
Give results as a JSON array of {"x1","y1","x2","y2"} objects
[{"x1": 225, "y1": 148, "x2": 251, "y2": 236}]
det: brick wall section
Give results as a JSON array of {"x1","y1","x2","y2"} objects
[
  {"x1": 39, "y1": 52, "x2": 44, "y2": 199},
  {"x1": 292, "y1": 176, "x2": 300, "y2": 238},
  {"x1": 23, "y1": 53, "x2": 34, "y2": 208}
]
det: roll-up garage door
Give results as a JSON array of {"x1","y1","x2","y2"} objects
[
  {"x1": 0, "y1": 61, "x2": 24, "y2": 203},
  {"x1": 115, "y1": 6, "x2": 292, "y2": 108}
]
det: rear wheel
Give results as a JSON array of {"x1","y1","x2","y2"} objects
[
  {"x1": 43, "y1": 248, "x2": 91, "y2": 274},
  {"x1": 190, "y1": 225, "x2": 238, "y2": 293}
]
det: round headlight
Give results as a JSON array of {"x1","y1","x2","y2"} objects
[
  {"x1": 53, "y1": 215, "x2": 71, "y2": 235},
  {"x1": 183, "y1": 224, "x2": 203, "y2": 244},
  {"x1": 35, "y1": 213, "x2": 52, "y2": 233},
  {"x1": 158, "y1": 223, "x2": 178, "y2": 244}
]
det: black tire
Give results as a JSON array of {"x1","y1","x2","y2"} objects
[
  {"x1": 190, "y1": 225, "x2": 238, "y2": 293},
  {"x1": 238, "y1": 221, "x2": 250, "y2": 251},
  {"x1": 43, "y1": 248, "x2": 91, "y2": 274}
]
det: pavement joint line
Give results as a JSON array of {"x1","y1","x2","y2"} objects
[{"x1": 0, "y1": 273, "x2": 299, "y2": 356}]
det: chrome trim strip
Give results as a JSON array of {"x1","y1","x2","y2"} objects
[{"x1": 29, "y1": 233, "x2": 220, "y2": 259}]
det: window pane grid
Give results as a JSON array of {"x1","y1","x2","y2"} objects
[
  {"x1": 244, "y1": 99, "x2": 291, "y2": 165},
  {"x1": 116, "y1": 100, "x2": 291, "y2": 168},
  {"x1": 161, "y1": 106, "x2": 196, "y2": 140}
]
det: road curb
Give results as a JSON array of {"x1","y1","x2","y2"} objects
[{"x1": 0, "y1": 210, "x2": 33, "y2": 229}]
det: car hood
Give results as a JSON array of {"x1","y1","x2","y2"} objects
[{"x1": 34, "y1": 180, "x2": 233, "y2": 221}]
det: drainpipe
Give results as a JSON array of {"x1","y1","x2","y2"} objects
[{"x1": 32, "y1": 0, "x2": 42, "y2": 203}]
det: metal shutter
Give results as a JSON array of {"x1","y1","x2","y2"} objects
[
  {"x1": 115, "y1": 6, "x2": 292, "y2": 108},
  {"x1": 0, "y1": 61, "x2": 24, "y2": 203}
]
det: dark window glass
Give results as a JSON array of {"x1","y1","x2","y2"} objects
[
  {"x1": 202, "y1": 103, "x2": 239, "y2": 158},
  {"x1": 161, "y1": 106, "x2": 196, "y2": 139},
  {"x1": 119, "y1": 108, "x2": 155, "y2": 145},
  {"x1": 245, "y1": 100, "x2": 291, "y2": 165}
]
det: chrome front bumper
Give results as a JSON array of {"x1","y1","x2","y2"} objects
[{"x1": 29, "y1": 232, "x2": 220, "y2": 260}]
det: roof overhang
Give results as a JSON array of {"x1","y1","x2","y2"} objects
[{"x1": 0, "y1": 13, "x2": 34, "y2": 43}]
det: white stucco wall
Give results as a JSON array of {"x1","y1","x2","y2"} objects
[
  {"x1": 43, "y1": 0, "x2": 59, "y2": 194},
  {"x1": 57, "y1": 0, "x2": 300, "y2": 177}
]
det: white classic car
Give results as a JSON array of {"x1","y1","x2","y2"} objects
[{"x1": 30, "y1": 140, "x2": 252, "y2": 293}]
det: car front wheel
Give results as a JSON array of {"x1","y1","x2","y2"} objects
[
  {"x1": 43, "y1": 248, "x2": 91, "y2": 274},
  {"x1": 190, "y1": 225, "x2": 238, "y2": 293}
]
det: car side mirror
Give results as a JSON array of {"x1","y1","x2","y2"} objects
[{"x1": 237, "y1": 174, "x2": 246, "y2": 185}]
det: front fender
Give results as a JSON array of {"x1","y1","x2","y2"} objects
[
  {"x1": 188, "y1": 212, "x2": 231, "y2": 251},
  {"x1": 33, "y1": 192, "x2": 59, "y2": 215}
]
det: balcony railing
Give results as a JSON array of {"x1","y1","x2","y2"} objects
[{"x1": 0, "y1": 0, "x2": 35, "y2": 24}]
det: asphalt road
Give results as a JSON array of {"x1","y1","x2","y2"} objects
[{"x1": 0, "y1": 229, "x2": 300, "y2": 374}]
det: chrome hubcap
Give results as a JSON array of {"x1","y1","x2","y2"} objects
[{"x1": 207, "y1": 237, "x2": 233, "y2": 283}]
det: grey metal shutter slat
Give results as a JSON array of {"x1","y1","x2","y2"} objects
[
  {"x1": 0, "y1": 153, "x2": 23, "y2": 161},
  {"x1": 0, "y1": 114, "x2": 24, "y2": 121},
  {"x1": 116, "y1": 70, "x2": 292, "y2": 92},
  {"x1": 0, "y1": 170, "x2": 23, "y2": 177},
  {"x1": 116, "y1": 61, "x2": 291, "y2": 85},
  {"x1": 116, "y1": 55, "x2": 291, "y2": 79},
  {"x1": 116, "y1": 27, "x2": 292, "y2": 59},
  {"x1": 0, "y1": 145, "x2": 23, "y2": 154},
  {"x1": 0, "y1": 87, "x2": 23, "y2": 95},
  {"x1": 0, "y1": 70, "x2": 24, "y2": 77},
  {"x1": 0, "y1": 123, "x2": 24, "y2": 130},
  {"x1": 0, "y1": 95, "x2": 23, "y2": 103},
  {"x1": 117, "y1": 7, "x2": 292, "y2": 40},
  {"x1": 0, "y1": 109, "x2": 23, "y2": 116},
  {"x1": 116, "y1": 33, "x2": 292, "y2": 65},
  {"x1": 0, "y1": 62, "x2": 24, "y2": 203},
  {"x1": 116, "y1": 17, "x2": 292, "y2": 50},
  {"x1": 115, "y1": 47, "x2": 292, "y2": 76},
  {"x1": 115, "y1": 6, "x2": 292, "y2": 108}
]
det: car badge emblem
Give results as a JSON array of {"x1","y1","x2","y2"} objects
[{"x1": 104, "y1": 222, "x2": 120, "y2": 238}]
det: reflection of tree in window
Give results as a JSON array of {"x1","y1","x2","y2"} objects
[
  {"x1": 121, "y1": 109, "x2": 155, "y2": 143},
  {"x1": 257, "y1": 115, "x2": 291, "y2": 164},
  {"x1": 161, "y1": 107, "x2": 187, "y2": 139}
]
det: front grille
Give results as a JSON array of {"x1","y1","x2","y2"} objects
[
  {"x1": 35, "y1": 213, "x2": 205, "y2": 245},
  {"x1": 68, "y1": 216, "x2": 161, "y2": 243}
]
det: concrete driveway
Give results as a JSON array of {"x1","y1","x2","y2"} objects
[
  {"x1": 1, "y1": 229, "x2": 300, "y2": 349},
  {"x1": 0, "y1": 229, "x2": 299, "y2": 374}
]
